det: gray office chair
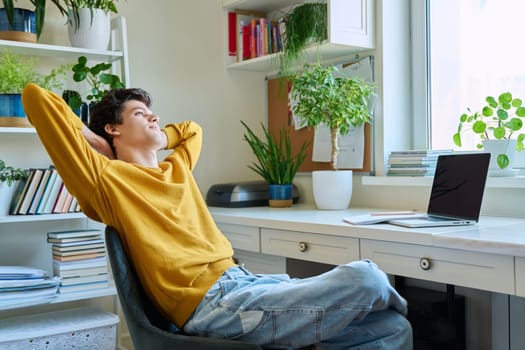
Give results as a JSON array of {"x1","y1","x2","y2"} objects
[{"x1": 105, "y1": 226, "x2": 262, "y2": 350}]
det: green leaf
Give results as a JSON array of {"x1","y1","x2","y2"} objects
[
  {"x1": 497, "y1": 153, "x2": 510, "y2": 169},
  {"x1": 493, "y1": 127, "x2": 506, "y2": 139},
  {"x1": 486, "y1": 96, "x2": 497, "y2": 107},
  {"x1": 512, "y1": 98, "x2": 522, "y2": 108},
  {"x1": 507, "y1": 117, "x2": 523, "y2": 131},
  {"x1": 459, "y1": 113, "x2": 468, "y2": 122},
  {"x1": 517, "y1": 107, "x2": 525, "y2": 117},
  {"x1": 482, "y1": 106, "x2": 493, "y2": 117},
  {"x1": 452, "y1": 133, "x2": 461, "y2": 147},
  {"x1": 472, "y1": 120, "x2": 486, "y2": 134},
  {"x1": 499, "y1": 92, "x2": 513, "y2": 105},
  {"x1": 497, "y1": 108, "x2": 508, "y2": 120}
]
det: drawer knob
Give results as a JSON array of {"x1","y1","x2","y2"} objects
[
  {"x1": 419, "y1": 257, "x2": 432, "y2": 270},
  {"x1": 298, "y1": 242, "x2": 309, "y2": 252}
]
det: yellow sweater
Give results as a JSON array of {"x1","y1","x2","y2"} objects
[{"x1": 22, "y1": 84, "x2": 235, "y2": 327}]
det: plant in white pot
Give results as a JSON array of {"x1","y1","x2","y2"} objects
[
  {"x1": 60, "y1": 0, "x2": 124, "y2": 50},
  {"x1": 241, "y1": 121, "x2": 308, "y2": 208},
  {"x1": 290, "y1": 63, "x2": 374, "y2": 210},
  {"x1": 0, "y1": 159, "x2": 28, "y2": 216},
  {"x1": 453, "y1": 92, "x2": 525, "y2": 175}
]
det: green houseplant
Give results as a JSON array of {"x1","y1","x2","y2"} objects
[
  {"x1": 453, "y1": 92, "x2": 525, "y2": 170},
  {"x1": 241, "y1": 120, "x2": 308, "y2": 207},
  {"x1": 68, "y1": 55, "x2": 124, "y2": 110},
  {"x1": 280, "y1": 2, "x2": 327, "y2": 76},
  {"x1": 0, "y1": 159, "x2": 27, "y2": 186},
  {"x1": 0, "y1": 51, "x2": 67, "y2": 127},
  {"x1": 1, "y1": 0, "x2": 67, "y2": 40},
  {"x1": 290, "y1": 63, "x2": 374, "y2": 210}
]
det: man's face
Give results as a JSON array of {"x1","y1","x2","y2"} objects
[{"x1": 114, "y1": 99, "x2": 164, "y2": 151}]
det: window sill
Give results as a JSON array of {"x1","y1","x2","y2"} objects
[{"x1": 362, "y1": 175, "x2": 525, "y2": 189}]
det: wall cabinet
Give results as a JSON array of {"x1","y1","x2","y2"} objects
[
  {"x1": 0, "y1": 16, "x2": 129, "y2": 343},
  {"x1": 223, "y1": 0, "x2": 375, "y2": 74}
]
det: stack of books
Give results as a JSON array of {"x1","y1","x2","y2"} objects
[
  {"x1": 9, "y1": 166, "x2": 81, "y2": 215},
  {"x1": 227, "y1": 10, "x2": 284, "y2": 64},
  {"x1": 47, "y1": 229, "x2": 109, "y2": 294},
  {"x1": 0, "y1": 266, "x2": 60, "y2": 309},
  {"x1": 387, "y1": 150, "x2": 452, "y2": 176}
]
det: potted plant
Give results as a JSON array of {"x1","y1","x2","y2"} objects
[
  {"x1": 0, "y1": 159, "x2": 28, "y2": 215},
  {"x1": 279, "y1": 2, "x2": 327, "y2": 76},
  {"x1": 241, "y1": 121, "x2": 308, "y2": 208},
  {"x1": 290, "y1": 63, "x2": 374, "y2": 209},
  {"x1": 0, "y1": 0, "x2": 67, "y2": 41},
  {"x1": 0, "y1": 51, "x2": 67, "y2": 127},
  {"x1": 59, "y1": 0, "x2": 124, "y2": 50},
  {"x1": 68, "y1": 55, "x2": 123, "y2": 114},
  {"x1": 453, "y1": 92, "x2": 525, "y2": 174}
]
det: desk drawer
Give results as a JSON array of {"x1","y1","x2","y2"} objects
[
  {"x1": 261, "y1": 228, "x2": 359, "y2": 265},
  {"x1": 361, "y1": 239, "x2": 514, "y2": 294},
  {"x1": 217, "y1": 223, "x2": 260, "y2": 252}
]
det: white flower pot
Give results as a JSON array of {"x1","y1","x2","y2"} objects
[
  {"x1": 68, "y1": 8, "x2": 110, "y2": 50},
  {"x1": 482, "y1": 139, "x2": 518, "y2": 176},
  {"x1": 311, "y1": 170, "x2": 353, "y2": 210},
  {"x1": 0, "y1": 181, "x2": 18, "y2": 216}
]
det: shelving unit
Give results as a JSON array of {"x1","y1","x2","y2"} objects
[
  {"x1": 223, "y1": 0, "x2": 375, "y2": 75},
  {"x1": 0, "y1": 15, "x2": 129, "y2": 342}
]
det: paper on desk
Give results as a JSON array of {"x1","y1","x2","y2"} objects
[{"x1": 344, "y1": 213, "x2": 426, "y2": 225}]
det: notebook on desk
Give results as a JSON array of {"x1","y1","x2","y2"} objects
[{"x1": 387, "y1": 153, "x2": 491, "y2": 228}]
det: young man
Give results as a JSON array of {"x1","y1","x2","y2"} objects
[{"x1": 22, "y1": 83, "x2": 412, "y2": 349}]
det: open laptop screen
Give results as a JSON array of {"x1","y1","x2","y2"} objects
[{"x1": 427, "y1": 153, "x2": 490, "y2": 222}]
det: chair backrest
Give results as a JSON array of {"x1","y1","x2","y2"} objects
[{"x1": 105, "y1": 226, "x2": 262, "y2": 350}]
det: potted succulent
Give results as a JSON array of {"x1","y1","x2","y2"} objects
[
  {"x1": 67, "y1": 55, "x2": 123, "y2": 117},
  {"x1": 0, "y1": 51, "x2": 67, "y2": 127},
  {"x1": 290, "y1": 63, "x2": 374, "y2": 209},
  {"x1": 0, "y1": 0, "x2": 67, "y2": 41},
  {"x1": 453, "y1": 92, "x2": 525, "y2": 173},
  {"x1": 59, "y1": 0, "x2": 124, "y2": 50},
  {"x1": 241, "y1": 121, "x2": 308, "y2": 208},
  {"x1": 0, "y1": 159, "x2": 28, "y2": 215}
]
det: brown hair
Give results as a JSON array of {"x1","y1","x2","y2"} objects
[{"x1": 89, "y1": 88, "x2": 152, "y2": 152}]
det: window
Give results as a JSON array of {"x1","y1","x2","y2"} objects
[{"x1": 414, "y1": 0, "x2": 525, "y2": 154}]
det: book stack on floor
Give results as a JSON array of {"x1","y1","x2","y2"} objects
[
  {"x1": 47, "y1": 229, "x2": 109, "y2": 295},
  {"x1": 387, "y1": 150, "x2": 452, "y2": 176},
  {"x1": 0, "y1": 266, "x2": 60, "y2": 309},
  {"x1": 9, "y1": 166, "x2": 81, "y2": 215}
]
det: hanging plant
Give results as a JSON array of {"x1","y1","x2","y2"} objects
[{"x1": 280, "y1": 2, "x2": 327, "y2": 76}]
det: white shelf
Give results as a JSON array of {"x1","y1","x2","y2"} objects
[
  {"x1": 0, "y1": 39, "x2": 123, "y2": 62},
  {"x1": 223, "y1": 0, "x2": 375, "y2": 75},
  {"x1": 0, "y1": 286, "x2": 117, "y2": 311},
  {"x1": 0, "y1": 213, "x2": 86, "y2": 224},
  {"x1": 0, "y1": 127, "x2": 36, "y2": 134}
]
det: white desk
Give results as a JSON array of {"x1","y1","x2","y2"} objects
[{"x1": 209, "y1": 205, "x2": 525, "y2": 350}]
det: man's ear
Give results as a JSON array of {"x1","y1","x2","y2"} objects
[{"x1": 104, "y1": 124, "x2": 121, "y2": 136}]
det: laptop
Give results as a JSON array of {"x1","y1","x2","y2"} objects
[{"x1": 388, "y1": 153, "x2": 491, "y2": 228}]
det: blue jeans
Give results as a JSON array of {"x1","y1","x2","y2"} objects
[{"x1": 183, "y1": 260, "x2": 412, "y2": 349}]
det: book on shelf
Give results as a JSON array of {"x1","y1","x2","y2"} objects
[
  {"x1": 54, "y1": 266, "x2": 108, "y2": 278},
  {"x1": 53, "y1": 257, "x2": 107, "y2": 271},
  {"x1": 53, "y1": 252, "x2": 106, "y2": 262},
  {"x1": 52, "y1": 247, "x2": 106, "y2": 257},
  {"x1": 60, "y1": 273, "x2": 108, "y2": 287},
  {"x1": 16, "y1": 168, "x2": 44, "y2": 215},
  {"x1": 51, "y1": 239, "x2": 105, "y2": 248},
  {"x1": 35, "y1": 169, "x2": 58, "y2": 214},
  {"x1": 59, "y1": 280, "x2": 109, "y2": 294},
  {"x1": 42, "y1": 175, "x2": 63, "y2": 214},
  {"x1": 27, "y1": 168, "x2": 53, "y2": 215},
  {"x1": 8, "y1": 173, "x2": 31, "y2": 215},
  {"x1": 47, "y1": 234, "x2": 102, "y2": 244},
  {"x1": 47, "y1": 229, "x2": 102, "y2": 240}
]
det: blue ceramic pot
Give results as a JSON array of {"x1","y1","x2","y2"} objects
[
  {"x1": 268, "y1": 184, "x2": 293, "y2": 208},
  {"x1": 0, "y1": 8, "x2": 36, "y2": 33},
  {"x1": 0, "y1": 94, "x2": 24, "y2": 116}
]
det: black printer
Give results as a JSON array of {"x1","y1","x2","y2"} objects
[{"x1": 206, "y1": 180, "x2": 299, "y2": 207}]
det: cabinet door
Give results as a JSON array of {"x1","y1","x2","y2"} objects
[
  {"x1": 361, "y1": 239, "x2": 515, "y2": 294},
  {"x1": 329, "y1": 0, "x2": 375, "y2": 49},
  {"x1": 234, "y1": 249, "x2": 286, "y2": 275},
  {"x1": 261, "y1": 228, "x2": 359, "y2": 265}
]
